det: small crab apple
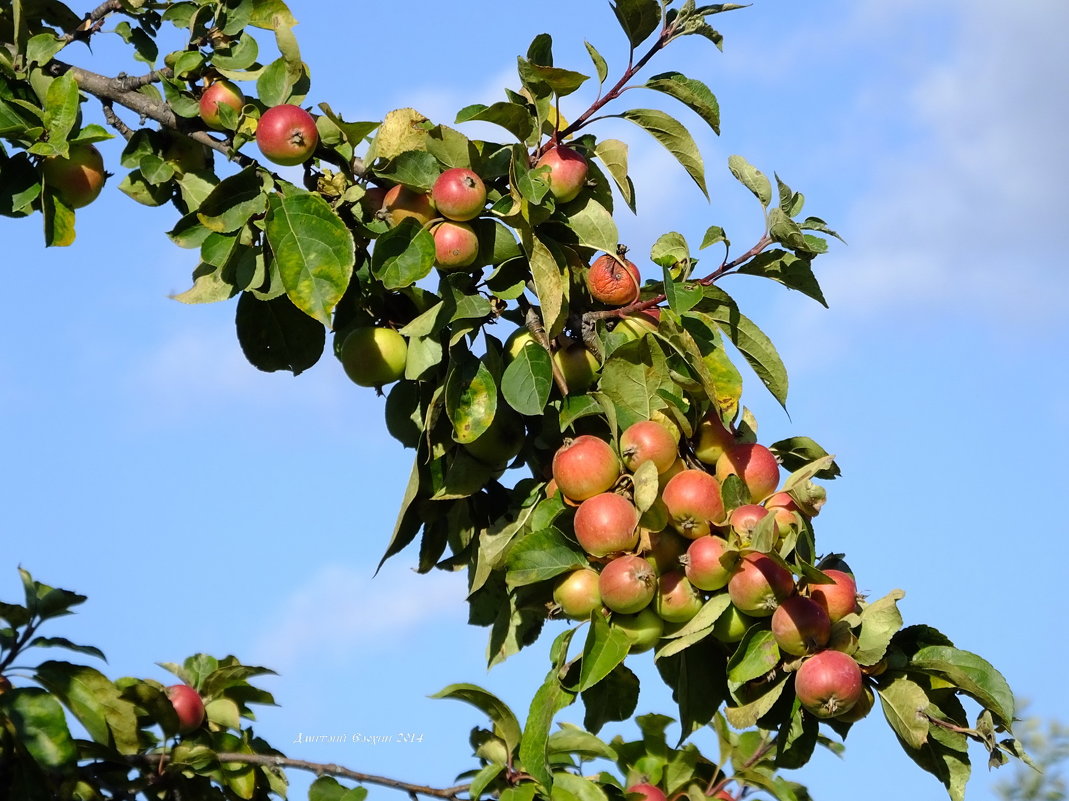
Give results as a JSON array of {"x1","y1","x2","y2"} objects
[
  {"x1": 432, "y1": 221, "x2": 479, "y2": 269},
  {"x1": 764, "y1": 491, "x2": 802, "y2": 532},
  {"x1": 627, "y1": 785, "x2": 667, "y2": 801},
  {"x1": 645, "y1": 528, "x2": 688, "y2": 574},
  {"x1": 795, "y1": 649, "x2": 864, "y2": 719},
  {"x1": 599, "y1": 555, "x2": 657, "y2": 614},
  {"x1": 552, "y1": 435, "x2": 620, "y2": 502},
  {"x1": 661, "y1": 469, "x2": 725, "y2": 539},
  {"x1": 504, "y1": 328, "x2": 539, "y2": 360},
  {"x1": 727, "y1": 552, "x2": 795, "y2": 617},
  {"x1": 711, "y1": 603, "x2": 755, "y2": 644},
  {"x1": 553, "y1": 568, "x2": 602, "y2": 619},
  {"x1": 728, "y1": 504, "x2": 770, "y2": 537},
  {"x1": 694, "y1": 411, "x2": 736, "y2": 465},
  {"x1": 716, "y1": 443, "x2": 780, "y2": 502},
  {"x1": 462, "y1": 407, "x2": 524, "y2": 468},
  {"x1": 431, "y1": 167, "x2": 486, "y2": 221},
  {"x1": 166, "y1": 684, "x2": 205, "y2": 734},
  {"x1": 338, "y1": 326, "x2": 408, "y2": 387},
  {"x1": 536, "y1": 144, "x2": 589, "y2": 202},
  {"x1": 587, "y1": 252, "x2": 641, "y2": 306},
  {"x1": 552, "y1": 340, "x2": 599, "y2": 393},
  {"x1": 809, "y1": 569, "x2": 860, "y2": 622},
  {"x1": 382, "y1": 184, "x2": 435, "y2": 226},
  {"x1": 614, "y1": 308, "x2": 660, "y2": 342},
  {"x1": 198, "y1": 79, "x2": 243, "y2": 129},
  {"x1": 613, "y1": 607, "x2": 664, "y2": 653},
  {"x1": 655, "y1": 571, "x2": 704, "y2": 623},
  {"x1": 573, "y1": 492, "x2": 640, "y2": 557},
  {"x1": 255, "y1": 104, "x2": 319, "y2": 166},
  {"x1": 771, "y1": 595, "x2": 832, "y2": 656},
  {"x1": 620, "y1": 420, "x2": 678, "y2": 474},
  {"x1": 684, "y1": 535, "x2": 734, "y2": 591},
  {"x1": 42, "y1": 144, "x2": 106, "y2": 209}
]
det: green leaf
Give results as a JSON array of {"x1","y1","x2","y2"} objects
[
  {"x1": 197, "y1": 167, "x2": 269, "y2": 234},
  {"x1": 249, "y1": 0, "x2": 297, "y2": 29},
  {"x1": 727, "y1": 629, "x2": 780, "y2": 685},
  {"x1": 564, "y1": 196, "x2": 619, "y2": 254},
  {"x1": 446, "y1": 353, "x2": 498, "y2": 444},
  {"x1": 521, "y1": 230, "x2": 566, "y2": 338},
  {"x1": 34, "y1": 661, "x2": 140, "y2": 755},
  {"x1": 26, "y1": 33, "x2": 65, "y2": 66},
  {"x1": 502, "y1": 342, "x2": 553, "y2": 416},
  {"x1": 620, "y1": 109, "x2": 708, "y2": 199},
  {"x1": 504, "y1": 527, "x2": 586, "y2": 588},
  {"x1": 431, "y1": 684, "x2": 522, "y2": 757},
  {"x1": 767, "y1": 207, "x2": 811, "y2": 252},
  {"x1": 737, "y1": 249, "x2": 827, "y2": 307},
  {"x1": 585, "y1": 41, "x2": 609, "y2": 85},
  {"x1": 878, "y1": 675, "x2": 930, "y2": 750},
  {"x1": 0, "y1": 688, "x2": 77, "y2": 772},
  {"x1": 643, "y1": 72, "x2": 720, "y2": 134},
  {"x1": 519, "y1": 669, "x2": 577, "y2": 791},
  {"x1": 599, "y1": 339, "x2": 675, "y2": 430},
  {"x1": 376, "y1": 149, "x2": 440, "y2": 191},
  {"x1": 769, "y1": 437, "x2": 839, "y2": 478},
  {"x1": 578, "y1": 613, "x2": 632, "y2": 692},
  {"x1": 41, "y1": 187, "x2": 75, "y2": 247},
  {"x1": 581, "y1": 664, "x2": 640, "y2": 734},
  {"x1": 456, "y1": 102, "x2": 534, "y2": 143},
  {"x1": 854, "y1": 589, "x2": 905, "y2": 666},
  {"x1": 724, "y1": 672, "x2": 789, "y2": 730},
  {"x1": 26, "y1": 637, "x2": 106, "y2": 662},
  {"x1": 593, "y1": 139, "x2": 634, "y2": 212},
  {"x1": 42, "y1": 73, "x2": 79, "y2": 148},
  {"x1": 547, "y1": 724, "x2": 618, "y2": 760},
  {"x1": 264, "y1": 191, "x2": 355, "y2": 326},
  {"x1": 775, "y1": 700, "x2": 819, "y2": 770},
  {"x1": 727, "y1": 154, "x2": 772, "y2": 207},
  {"x1": 370, "y1": 221, "x2": 436, "y2": 291},
  {"x1": 517, "y1": 58, "x2": 590, "y2": 97},
  {"x1": 700, "y1": 287, "x2": 788, "y2": 408},
  {"x1": 651, "y1": 232, "x2": 691, "y2": 277},
  {"x1": 657, "y1": 637, "x2": 728, "y2": 738},
  {"x1": 909, "y1": 647, "x2": 1015, "y2": 728},
  {"x1": 234, "y1": 292, "x2": 325, "y2": 375},
  {"x1": 612, "y1": 0, "x2": 662, "y2": 48}
]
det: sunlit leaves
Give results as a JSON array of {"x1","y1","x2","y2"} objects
[
  {"x1": 620, "y1": 109, "x2": 708, "y2": 199},
  {"x1": 728, "y1": 154, "x2": 771, "y2": 207},
  {"x1": 643, "y1": 72, "x2": 720, "y2": 134},
  {"x1": 265, "y1": 191, "x2": 355, "y2": 324}
]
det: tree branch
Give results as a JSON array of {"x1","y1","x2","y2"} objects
[
  {"x1": 100, "y1": 100, "x2": 133, "y2": 141},
  {"x1": 47, "y1": 61, "x2": 254, "y2": 166},
  {"x1": 133, "y1": 752, "x2": 469, "y2": 800},
  {"x1": 582, "y1": 233, "x2": 774, "y2": 324},
  {"x1": 61, "y1": 0, "x2": 123, "y2": 44}
]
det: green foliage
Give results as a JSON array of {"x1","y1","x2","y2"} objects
[{"x1": 0, "y1": 1, "x2": 1032, "y2": 799}]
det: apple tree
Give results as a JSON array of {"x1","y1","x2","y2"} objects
[{"x1": 0, "y1": 1, "x2": 1035, "y2": 800}]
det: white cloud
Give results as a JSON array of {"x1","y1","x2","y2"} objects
[
  {"x1": 795, "y1": 0, "x2": 1069, "y2": 327},
  {"x1": 249, "y1": 562, "x2": 470, "y2": 672}
]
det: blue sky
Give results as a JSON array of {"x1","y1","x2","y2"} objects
[{"x1": 2, "y1": 1, "x2": 1067, "y2": 800}]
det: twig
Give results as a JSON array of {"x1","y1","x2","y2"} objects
[
  {"x1": 61, "y1": 0, "x2": 123, "y2": 44},
  {"x1": 133, "y1": 752, "x2": 469, "y2": 800},
  {"x1": 519, "y1": 296, "x2": 570, "y2": 396},
  {"x1": 583, "y1": 233, "x2": 774, "y2": 324},
  {"x1": 100, "y1": 100, "x2": 133, "y2": 140},
  {"x1": 46, "y1": 61, "x2": 254, "y2": 166}
]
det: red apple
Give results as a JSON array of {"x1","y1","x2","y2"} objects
[
  {"x1": 795, "y1": 650, "x2": 864, "y2": 719},
  {"x1": 256, "y1": 104, "x2": 319, "y2": 166},
  {"x1": 620, "y1": 420, "x2": 678, "y2": 474},
  {"x1": 573, "y1": 492, "x2": 640, "y2": 557},
  {"x1": 809, "y1": 569, "x2": 860, "y2": 623},
  {"x1": 587, "y1": 252, "x2": 640, "y2": 306},
  {"x1": 552, "y1": 435, "x2": 620, "y2": 502},
  {"x1": 661, "y1": 469, "x2": 725, "y2": 539},
  {"x1": 42, "y1": 144, "x2": 106, "y2": 209},
  {"x1": 198, "y1": 79, "x2": 244, "y2": 129},
  {"x1": 432, "y1": 221, "x2": 479, "y2": 269},
  {"x1": 166, "y1": 684, "x2": 205, "y2": 734},
  {"x1": 716, "y1": 443, "x2": 780, "y2": 502},
  {"x1": 431, "y1": 167, "x2": 486, "y2": 221},
  {"x1": 536, "y1": 144, "x2": 589, "y2": 202}
]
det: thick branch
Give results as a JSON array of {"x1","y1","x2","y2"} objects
[
  {"x1": 133, "y1": 752, "x2": 469, "y2": 800},
  {"x1": 50, "y1": 61, "x2": 253, "y2": 166}
]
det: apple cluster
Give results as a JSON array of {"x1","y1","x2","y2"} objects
[{"x1": 547, "y1": 416, "x2": 871, "y2": 723}]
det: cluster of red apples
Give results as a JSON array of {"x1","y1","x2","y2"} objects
[{"x1": 548, "y1": 417, "x2": 871, "y2": 723}]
